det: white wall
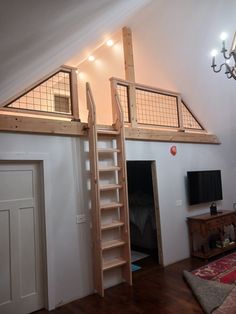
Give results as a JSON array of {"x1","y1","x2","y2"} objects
[
  {"x1": 1, "y1": 0, "x2": 151, "y2": 105},
  {"x1": 2, "y1": 0, "x2": 236, "y2": 307},
  {"x1": 126, "y1": 141, "x2": 234, "y2": 265},
  {"x1": 75, "y1": 0, "x2": 236, "y2": 266},
  {"x1": 0, "y1": 132, "x2": 93, "y2": 309},
  {"x1": 124, "y1": 0, "x2": 236, "y2": 265},
  {"x1": 78, "y1": 31, "x2": 125, "y2": 124}
]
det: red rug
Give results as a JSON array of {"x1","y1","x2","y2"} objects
[{"x1": 192, "y1": 252, "x2": 236, "y2": 284}]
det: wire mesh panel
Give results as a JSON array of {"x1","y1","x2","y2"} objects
[
  {"x1": 136, "y1": 88, "x2": 179, "y2": 127},
  {"x1": 116, "y1": 84, "x2": 130, "y2": 122},
  {"x1": 7, "y1": 71, "x2": 72, "y2": 115},
  {"x1": 181, "y1": 102, "x2": 203, "y2": 130}
]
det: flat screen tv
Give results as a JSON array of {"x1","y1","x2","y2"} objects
[{"x1": 187, "y1": 170, "x2": 223, "y2": 205}]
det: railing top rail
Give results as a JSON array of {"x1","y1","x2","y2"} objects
[{"x1": 110, "y1": 77, "x2": 181, "y2": 97}]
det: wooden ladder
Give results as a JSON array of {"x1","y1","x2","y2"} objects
[{"x1": 86, "y1": 82, "x2": 132, "y2": 297}]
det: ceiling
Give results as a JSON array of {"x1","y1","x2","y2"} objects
[{"x1": 0, "y1": 0, "x2": 151, "y2": 105}]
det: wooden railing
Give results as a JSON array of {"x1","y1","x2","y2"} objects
[{"x1": 110, "y1": 77, "x2": 204, "y2": 133}]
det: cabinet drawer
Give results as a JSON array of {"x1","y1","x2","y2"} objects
[
  {"x1": 223, "y1": 215, "x2": 235, "y2": 225},
  {"x1": 207, "y1": 219, "x2": 223, "y2": 230}
]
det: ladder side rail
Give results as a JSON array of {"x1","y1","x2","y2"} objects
[
  {"x1": 86, "y1": 82, "x2": 104, "y2": 295},
  {"x1": 113, "y1": 91, "x2": 132, "y2": 285},
  {"x1": 110, "y1": 78, "x2": 119, "y2": 128}
]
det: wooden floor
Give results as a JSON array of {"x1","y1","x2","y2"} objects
[{"x1": 36, "y1": 257, "x2": 206, "y2": 314}]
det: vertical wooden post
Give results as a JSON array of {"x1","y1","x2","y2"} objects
[
  {"x1": 122, "y1": 27, "x2": 135, "y2": 82},
  {"x1": 122, "y1": 27, "x2": 137, "y2": 127},
  {"x1": 177, "y1": 95, "x2": 184, "y2": 131},
  {"x1": 71, "y1": 69, "x2": 80, "y2": 121}
]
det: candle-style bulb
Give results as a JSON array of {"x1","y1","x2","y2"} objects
[
  {"x1": 211, "y1": 49, "x2": 218, "y2": 57},
  {"x1": 220, "y1": 32, "x2": 228, "y2": 41}
]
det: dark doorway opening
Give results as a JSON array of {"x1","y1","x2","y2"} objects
[{"x1": 127, "y1": 161, "x2": 160, "y2": 265}]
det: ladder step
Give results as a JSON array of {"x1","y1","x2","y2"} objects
[
  {"x1": 101, "y1": 220, "x2": 124, "y2": 230},
  {"x1": 97, "y1": 129, "x2": 120, "y2": 136},
  {"x1": 99, "y1": 166, "x2": 121, "y2": 172},
  {"x1": 103, "y1": 258, "x2": 127, "y2": 271},
  {"x1": 100, "y1": 202, "x2": 123, "y2": 210},
  {"x1": 102, "y1": 239, "x2": 126, "y2": 250},
  {"x1": 100, "y1": 184, "x2": 122, "y2": 191},
  {"x1": 98, "y1": 148, "x2": 120, "y2": 154}
]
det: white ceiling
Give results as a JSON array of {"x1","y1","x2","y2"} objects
[{"x1": 0, "y1": 0, "x2": 151, "y2": 105}]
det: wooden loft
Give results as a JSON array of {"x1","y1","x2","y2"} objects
[
  {"x1": 0, "y1": 27, "x2": 219, "y2": 144},
  {"x1": 0, "y1": 65, "x2": 86, "y2": 137},
  {"x1": 110, "y1": 77, "x2": 219, "y2": 144},
  {"x1": 118, "y1": 27, "x2": 219, "y2": 144}
]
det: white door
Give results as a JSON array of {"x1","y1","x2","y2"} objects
[{"x1": 0, "y1": 162, "x2": 45, "y2": 314}]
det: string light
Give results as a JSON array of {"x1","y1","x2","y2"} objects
[
  {"x1": 88, "y1": 55, "x2": 95, "y2": 62},
  {"x1": 106, "y1": 39, "x2": 114, "y2": 47}
]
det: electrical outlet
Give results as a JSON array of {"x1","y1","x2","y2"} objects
[
  {"x1": 176, "y1": 200, "x2": 182, "y2": 206},
  {"x1": 76, "y1": 214, "x2": 87, "y2": 224}
]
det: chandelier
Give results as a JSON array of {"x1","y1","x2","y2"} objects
[{"x1": 211, "y1": 32, "x2": 236, "y2": 80}]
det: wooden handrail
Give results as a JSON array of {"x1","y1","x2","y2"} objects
[{"x1": 110, "y1": 77, "x2": 181, "y2": 97}]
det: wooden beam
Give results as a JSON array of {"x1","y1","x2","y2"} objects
[
  {"x1": 122, "y1": 27, "x2": 135, "y2": 82},
  {"x1": 71, "y1": 69, "x2": 80, "y2": 121},
  {"x1": 122, "y1": 27, "x2": 137, "y2": 127},
  {"x1": 0, "y1": 113, "x2": 220, "y2": 144},
  {"x1": 0, "y1": 114, "x2": 87, "y2": 136},
  {"x1": 124, "y1": 127, "x2": 220, "y2": 144}
]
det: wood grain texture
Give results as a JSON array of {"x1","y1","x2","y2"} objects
[
  {"x1": 0, "y1": 114, "x2": 86, "y2": 136},
  {"x1": 36, "y1": 257, "x2": 205, "y2": 313},
  {"x1": 125, "y1": 126, "x2": 220, "y2": 144}
]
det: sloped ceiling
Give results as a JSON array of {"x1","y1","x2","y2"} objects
[{"x1": 0, "y1": 0, "x2": 151, "y2": 105}]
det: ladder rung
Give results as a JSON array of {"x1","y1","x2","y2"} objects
[
  {"x1": 102, "y1": 239, "x2": 125, "y2": 250},
  {"x1": 98, "y1": 148, "x2": 120, "y2": 154},
  {"x1": 101, "y1": 221, "x2": 124, "y2": 230},
  {"x1": 100, "y1": 184, "x2": 122, "y2": 191},
  {"x1": 99, "y1": 166, "x2": 121, "y2": 172},
  {"x1": 97, "y1": 129, "x2": 120, "y2": 136},
  {"x1": 100, "y1": 202, "x2": 123, "y2": 210},
  {"x1": 103, "y1": 258, "x2": 127, "y2": 271}
]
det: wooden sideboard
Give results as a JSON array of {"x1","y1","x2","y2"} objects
[{"x1": 187, "y1": 210, "x2": 236, "y2": 259}]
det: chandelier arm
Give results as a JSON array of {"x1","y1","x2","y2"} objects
[
  {"x1": 231, "y1": 52, "x2": 236, "y2": 63},
  {"x1": 221, "y1": 49, "x2": 231, "y2": 60},
  {"x1": 211, "y1": 33, "x2": 236, "y2": 80},
  {"x1": 225, "y1": 63, "x2": 236, "y2": 80},
  {"x1": 212, "y1": 63, "x2": 225, "y2": 73}
]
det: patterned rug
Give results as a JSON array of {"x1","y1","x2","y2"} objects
[{"x1": 192, "y1": 252, "x2": 236, "y2": 284}]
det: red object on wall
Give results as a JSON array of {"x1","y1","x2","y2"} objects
[{"x1": 170, "y1": 145, "x2": 177, "y2": 156}]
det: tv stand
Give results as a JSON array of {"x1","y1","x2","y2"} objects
[{"x1": 187, "y1": 210, "x2": 236, "y2": 259}]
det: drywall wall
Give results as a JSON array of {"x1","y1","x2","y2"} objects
[
  {"x1": 77, "y1": 31, "x2": 125, "y2": 124},
  {"x1": 0, "y1": 132, "x2": 93, "y2": 309},
  {"x1": 1, "y1": 0, "x2": 151, "y2": 106},
  {"x1": 2, "y1": 0, "x2": 236, "y2": 306},
  {"x1": 124, "y1": 0, "x2": 236, "y2": 265},
  {"x1": 74, "y1": 0, "x2": 236, "y2": 266},
  {"x1": 125, "y1": 140, "x2": 234, "y2": 265}
]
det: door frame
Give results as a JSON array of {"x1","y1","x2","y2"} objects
[
  {"x1": 126, "y1": 160, "x2": 163, "y2": 266},
  {"x1": 0, "y1": 153, "x2": 54, "y2": 310},
  {"x1": 151, "y1": 161, "x2": 163, "y2": 266}
]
